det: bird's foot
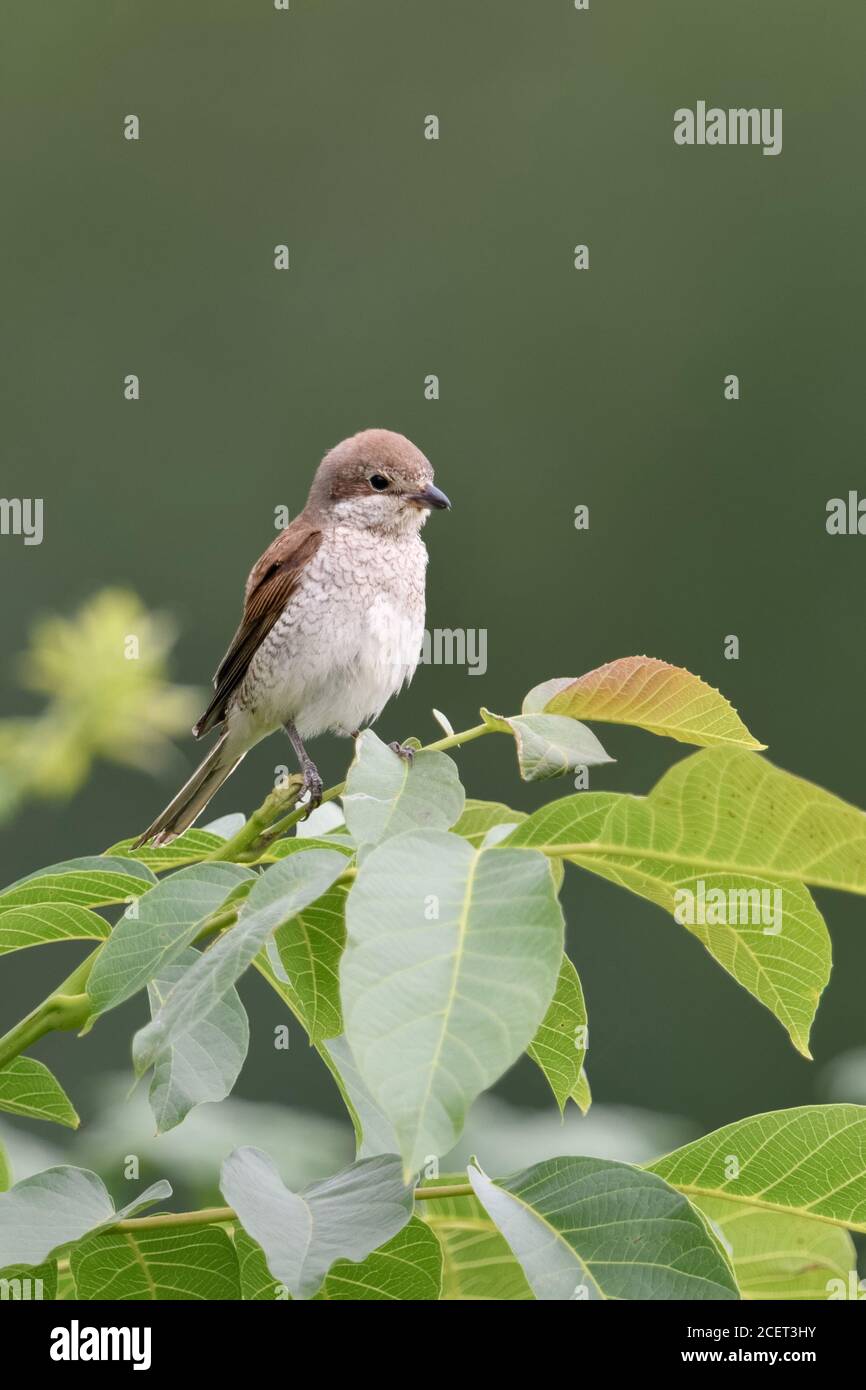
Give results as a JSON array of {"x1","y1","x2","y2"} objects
[
  {"x1": 300, "y1": 762, "x2": 323, "y2": 817},
  {"x1": 388, "y1": 740, "x2": 415, "y2": 764}
]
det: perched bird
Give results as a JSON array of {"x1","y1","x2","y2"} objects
[{"x1": 135, "y1": 429, "x2": 450, "y2": 846}]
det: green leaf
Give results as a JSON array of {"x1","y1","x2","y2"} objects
[
  {"x1": 0, "y1": 856, "x2": 156, "y2": 915},
  {"x1": 526, "y1": 954, "x2": 588, "y2": 1114},
  {"x1": 145, "y1": 948, "x2": 249, "y2": 1133},
  {"x1": 271, "y1": 883, "x2": 347, "y2": 1044},
  {"x1": 0, "y1": 903, "x2": 110, "y2": 957},
  {"x1": 342, "y1": 729, "x2": 465, "y2": 844},
  {"x1": 220, "y1": 1148, "x2": 413, "y2": 1300},
  {"x1": 511, "y1": 745, "x2": 866, "y2": 895},
  {"x1": 571, "y1": 1069, "x2": 592, "y2": 1115},
  {"x1": 527, "y1": 655, "x2": 765, "y2": 749},
  {"x1": 234, "y1": 1225, "x2": 279, "y2": 1300},
  {"x1": 468, "y1": 1157, "x2": 739, "y2": 1300},
  {"x1": 0, "y1": 1142, "x2": 10, "y2": 1191},
  {"x1": 262, "y1": 834, "x2": 355, "y2": 863},
  {"x1": 451, "y1": 799, "x2": 527, "y2": 848},
  {"x1": 648, "y1": 1104, "x2": 866, "y2": 1232},
  {"x1": 0, "y1": 1168, "x2": 171, "y2": 1267},
  {"x1": 0, "y1": 1057, "x2": 79, "y2": 1128},
  {"x1": 633, "y1": 746, "x2": 866, "y2": 896},
  {"x1": 481, "y1": 708, "x2": 613, "y2": 782},
  {"x1": 313, "y1": 1216, "x2": 443, "y2": 1300},
  {"x1": 133, "y1": 849, "x2": 347, "y2": 1078},
  {"x1": 341, "y1": 829, "x2": 564, "y2": 1177},
  {"x1": 419, "y1": 1184, "x2": 533, "y2": 1300},
  {"x1": 0, "y1": 1260, "x2": 57, "y2": 1301},
  {"x1": 87, "y1": 862, "x2": 254, "y2": 1015},
  {"x1": 239, "y1": 1216, "x2": 443, "y2": 1300},
  {"x1": 695, "y1": 1198, "x2": 858, "y2": 1300},
  {"x1": 506, "y1": 748, "x2": 846, "y2": 1055},
  {"x1": 106, "y1": 828, "x2": 226, "y2": 871},
  {"x1": 452, "y1": 799, "x2": 563, "y2": 890},
  {"x1": 71, "y1": 1224, "x2": 241, "y2": 1300},
  {"x1": 323, "y1": 1034, "x2": 400, "y2": 1157}
]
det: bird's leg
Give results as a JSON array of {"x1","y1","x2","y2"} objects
[{"x1": 282, "y1": 720, "x2": 323, "y2": 815}]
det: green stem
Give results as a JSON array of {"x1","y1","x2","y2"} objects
[
  {"x1": 193, "y1": 905, "x2": 239, "y2": 945},
  {"x1": 206, "y1": 776, "x2": 306, "y2": 862},
  {"x1": 0, "y1": 1008, "x2": 59, "y2": 1071},
  {"x1": 0, "y1": 954, "x2": 98, "y2": 1070},
  {"x1": 253, "y1": 783, "x2": 344, "y2": 845},
  {"x1": 413, "y1": 1183, "x2": 474, "y2": 1201},
  {"x1": 116, "y1": 1206, "x2": 236, "y2": 1232},
  {"x1": 419, "y1": 723, "x2": 490, "y2": 754},
  {"x1": 107, "y1": 1183, "x2": 475, "y2": 1234}
]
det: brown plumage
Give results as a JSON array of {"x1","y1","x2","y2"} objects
[{"x1": 193, "y1": 521, "x2": 323, "y2": 739}]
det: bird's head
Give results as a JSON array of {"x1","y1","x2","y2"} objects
[{"x1": 307, "y1": 429, "x2": 450, "y2": 534}]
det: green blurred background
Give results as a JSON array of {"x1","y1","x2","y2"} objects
[{"x1": 3, "y1": 0, "x2": 865, "y2": 1192}]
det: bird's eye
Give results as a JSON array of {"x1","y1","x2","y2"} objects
[{"x1": 369, "y1": 474, "x2": 390, "y2": 491}]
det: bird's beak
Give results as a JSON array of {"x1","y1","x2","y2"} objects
[{"x1": 409, "y1": 482, "x2": 451, "y2": 511}]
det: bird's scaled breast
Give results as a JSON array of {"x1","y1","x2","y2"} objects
[
  {"x1": 303, "y1": 527, "x2": 426, "y2": 657},
  {"x1": 243, "y1": 527, "x2": 428, "y2": 737}
]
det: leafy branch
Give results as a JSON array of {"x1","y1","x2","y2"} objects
[
  {"x1": 2, "y1": 655, "x2": 865, "y2": 1301},
  {"x1": 0, "y1": 724, "x2": 493, "y2": 1071}
]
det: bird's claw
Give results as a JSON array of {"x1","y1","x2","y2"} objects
[
  {"x1": 388, "y1": 741, "x2": 415, "y2": 764},
  {"x1": 301, "y1": 764, "x2": 323, "y2": 817}
]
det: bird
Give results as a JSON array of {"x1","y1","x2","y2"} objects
[{"x1": 134, "y1": 428, "x2": 450, "y2": 846}]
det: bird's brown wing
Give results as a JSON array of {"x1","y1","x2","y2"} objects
[{"x1": 193, "y1": 520, "x2": 322, "y2": 738}]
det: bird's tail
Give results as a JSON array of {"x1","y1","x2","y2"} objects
[{"x1": 133, "y1": 732, "x2": 245, "y2": 848}]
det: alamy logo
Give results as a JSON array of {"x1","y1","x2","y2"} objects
[
  {"x1": 49, "y1": 1321, "x2": 152, "y2": 1371},
  {"x1": 384, "y1": 626, "x2": 487, "y2": 675},
  {"x1": 826, "y1": 492, "x2": 866, "y2": 534},
  {"x1": 419, "y1": 627, "x2": 487, "y2": 676},
  {"x1": 826, "y1": 1271, "x2": 866, "y2": 1299},
  {"x1": 674, "y1": 103, "x2": 782, "y2": 156},
  {"x1": 674, "y1": 880, "x2": 782, "y2": 935},
  {"x1": 0, "y1": 497, "x2": 43, "y2": 545},
  {"x1": 0, "y1": 1276, "x2": 44, "y2": 1300}
]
